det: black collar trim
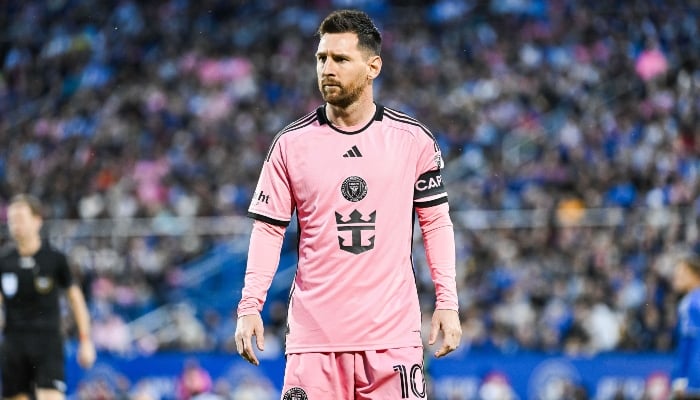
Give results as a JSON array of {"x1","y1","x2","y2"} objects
[{"x1": 316, "y1": 103, "x2": 384, "y2": 135}]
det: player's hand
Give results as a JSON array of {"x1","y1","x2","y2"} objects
[
  {"x1": 429, "y1": 309, "x2": 462, "y2": 358},
  {"x1": 235, "y1": 313, "x2": 265, "y2": 366},
  {"x1": 77, "y1": 339, "x2": 96, "y2": 369}
]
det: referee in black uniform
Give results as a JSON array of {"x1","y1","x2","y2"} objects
[{"x1": 0, "y1": 195, "x2": 95, "y2": 400}]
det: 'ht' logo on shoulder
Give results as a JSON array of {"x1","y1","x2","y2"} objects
[
  {"x1": 255, "y1": 190, "x2": 270, "y2": 205},
  {"x1": 335, "y1": 210, "x2": 376, "y2": 254}
]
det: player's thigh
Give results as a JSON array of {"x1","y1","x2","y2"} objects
[
  {"x1": 1, "y1": 334, "x2": 33, "y2": 398},
  {"x1": 29, "y1": 333, "x2": 67, "y2": 394},
  {"x1": 281, "y1": 352, "x2": 354, "y2": 400},
  {"x1": 35, "y1": 389, "x2": 65, "y2": 400},
  {"x1": 356, "y1": 346, "x2": 427, "y2": 400}
]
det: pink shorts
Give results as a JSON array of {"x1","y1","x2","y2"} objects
[{"x1": 281, "y1": 346, "x2": 426, "y2": 400}]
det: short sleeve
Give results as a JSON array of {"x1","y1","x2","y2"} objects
[
  {"x1": 247, "y1": 138, "x2": 295, "y2": 226},
  {"x1": 56, "y1": 251, "x2": 73, "y2": 289}
]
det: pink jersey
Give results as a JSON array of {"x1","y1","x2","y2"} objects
[{"x1": 243, "y1": 104, "x2": 456, "y2": 353}]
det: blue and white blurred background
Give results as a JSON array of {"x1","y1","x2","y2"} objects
[{"x1": 1, "y1": 0, "x2": 699, "y2": 399}]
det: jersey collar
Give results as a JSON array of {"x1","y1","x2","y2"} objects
[{"x1": 316, "y1": 103, "x2": 385, "y2": 135}]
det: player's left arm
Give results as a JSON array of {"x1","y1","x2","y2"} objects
[
  {"x1": 66, "y1": 284, "x2": 96, "y2": 369},
  {"x1": 58, "y1": 252, "x2": 95, "y2": 369},
  {"x1": 413, "y1": 126, "x2": 461, "y2": 357},
  {"x1": 416, "y1": 201, "x2": 462, "y2": 358}
]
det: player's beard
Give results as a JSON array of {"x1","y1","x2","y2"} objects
[{"x1": 320, "y1": 78, "x2": 366, "y2": 109}]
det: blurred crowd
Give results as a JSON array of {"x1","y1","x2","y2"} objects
[{"x1": 1, "y1": 0, "x2": 700, "y2": 388}]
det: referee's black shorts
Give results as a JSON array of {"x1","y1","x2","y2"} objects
[{"x1": 1, "y1": 331, "x2": 66, "y2": 397}]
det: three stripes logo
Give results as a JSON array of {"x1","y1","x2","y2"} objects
[{"x1": 342, "y1": 145, "x2": 363, "y2": 158}]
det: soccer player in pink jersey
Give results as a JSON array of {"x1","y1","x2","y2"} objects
[{"x1": 235, "y1": 9, "x2": 461, "y2": 399}]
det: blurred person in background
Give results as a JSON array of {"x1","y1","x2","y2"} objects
[
  {"x1": 235, "y1": 9, "x2": 461, "y2": 399},
  {"x1": 0, "y1": 194, "x2": 96, "y2": 400},
  {"x1": 176, "y1": 358, "x2": 213, "y2": 400},
  {"x1": 671, "y1": 253, "x2": 700, "y2": 399}
]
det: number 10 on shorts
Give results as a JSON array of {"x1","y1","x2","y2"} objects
[{"x1": 393, "y1": 363, "x2": 426, "y2": 398}]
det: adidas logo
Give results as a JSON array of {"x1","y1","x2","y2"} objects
[{"x1": 342, "y1": 145, "x2": 363, "y2": 158}]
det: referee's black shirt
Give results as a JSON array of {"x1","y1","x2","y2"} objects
[{"x1": 0, "y1": 242, "x2": 73, "y2": 334}]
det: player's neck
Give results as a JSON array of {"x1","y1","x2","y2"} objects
[
  {"x1": 325, "y1": 97, "x2": 376, "y2": 127},
  {"x1": 16, "y1": 236, "x2": 41, "y2": 256}
]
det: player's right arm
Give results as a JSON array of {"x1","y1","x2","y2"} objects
[
  {"x1": 235, "y1": 125, "x2": 296, "y2": 365},
  {"x1": 235, "y1": 219, "x2": 287, "y2": 365}
]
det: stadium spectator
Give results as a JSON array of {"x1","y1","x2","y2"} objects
[{"x1": 176, "y1": 358, "x2": 213, "y2": 400}]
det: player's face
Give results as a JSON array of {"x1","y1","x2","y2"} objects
[
  {"x1": 7, "y1": 202, "x2": 42, "y2": 242},
  {"x1": 316, "y1": 32, "x2": 375, "y2": 108},
  {"x1": 673, "y1": 261, "x2": 695, "y2": 293}
]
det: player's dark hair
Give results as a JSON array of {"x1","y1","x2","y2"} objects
[
  {"x1": 317, "y1": 10, "x2": 382, "y2": 56},
  {"x1": 9, "y1": 194, "x2": 43, "y2": 217}
]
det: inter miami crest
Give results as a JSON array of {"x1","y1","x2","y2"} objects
[
  {"x1": 340, "y1": 176, "x2": 367, "y2": 202},
  {"x1": 283, "y1": 387, "x2": 308, "y2": 400}
]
